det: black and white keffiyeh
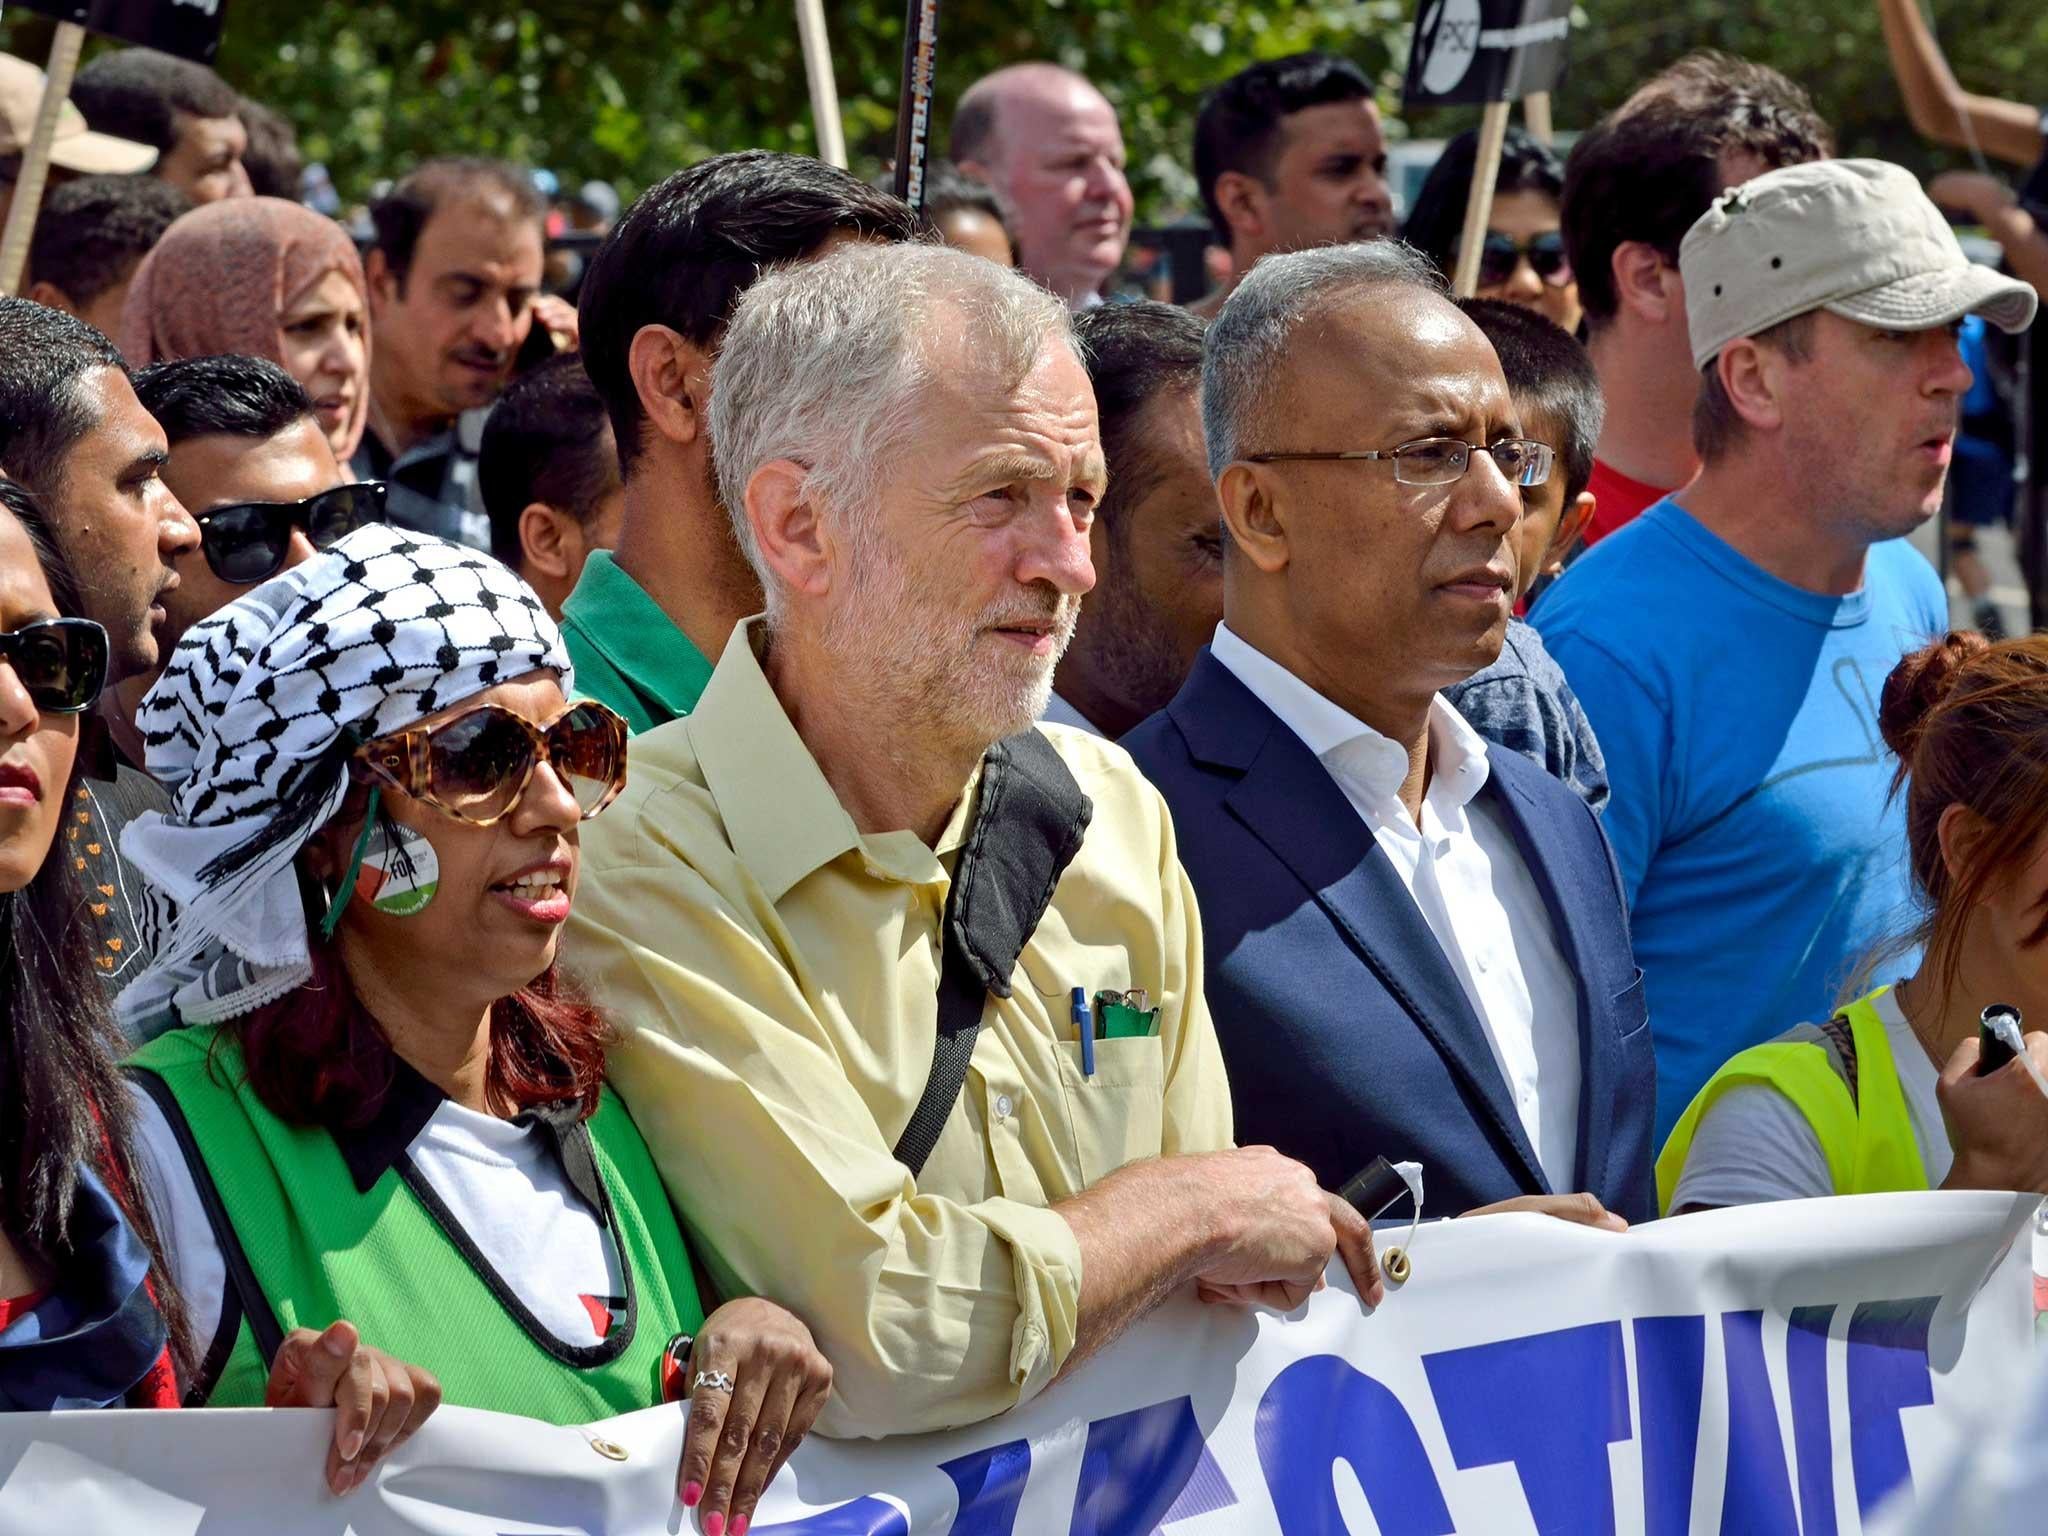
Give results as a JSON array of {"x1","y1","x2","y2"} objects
[{"x1": 116, "y1": 524, "x2": 569, "y2": 1035}]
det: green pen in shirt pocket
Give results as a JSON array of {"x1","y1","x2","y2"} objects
[{"x1": 1092, "y1": 989, "x2": 1160, "y2": 1039}]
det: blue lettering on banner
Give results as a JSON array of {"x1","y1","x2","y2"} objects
[
  {"x1": 1719, "y1": 1311, "x2": 1801, "y2": 1535},
  {"x1": 1634, "y1": 1315, "x2": 1705, "y2": 1536},
  {"x1": 1786, "y1": 1305, "x2": 1839, "y2": 1536},
  {"x1": 754, "y1": 1496, "x2": 911, "y2": 1535},
  {"x1": 1424, "y1": 1321, "x2": 1632, "y2": 1535},
  {"x1": 940, "y1": 1440, "x2": 1031, "y2": 1536},
  {"x1": 828, "y1": 1295, "x2": 1946, "y2": 1535},
  {"x1": 1072, "y1": 1397, "x2": 1237, "y2": 1534},
  {"x1": 1846, "y1": 1297, "x2": 1938, "y2": 1518},
  {"x1": 1254, "y1": 1355, "x2": 1455, "y2": 1535}
]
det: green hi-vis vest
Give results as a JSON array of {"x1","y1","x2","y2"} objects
[
  {"x1": 129, "y1": 1026, "x2": 704, "y2": 1423},
  {"x1": 1656, "y1": 987, "x2": 1929, "y2": 1215}
]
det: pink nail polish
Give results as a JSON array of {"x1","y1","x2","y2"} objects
[
  {"x1": 732, "y1": 1517, "x2": 750, "y2": 1536},
  {"x1": 705, "y1": 1514, "x2": 726, "y2": 1536},
  {"x1": 682, "y1": 1482, "x2": 703, "y2": 1508}
]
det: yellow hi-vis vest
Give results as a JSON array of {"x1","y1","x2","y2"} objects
[{"x1": 1656, "y1": 987, "x2": 1930, "y2": 1215}]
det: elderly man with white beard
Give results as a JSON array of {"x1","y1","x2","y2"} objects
[{"x1": 566, "y1": 242, "x2": 1383, "y2": 1447}]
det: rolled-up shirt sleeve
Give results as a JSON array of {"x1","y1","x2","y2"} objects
[{"x1": 569, "y1": 855, "x2": 1086, "y2": 1438}]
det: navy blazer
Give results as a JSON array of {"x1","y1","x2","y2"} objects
[{"x1": 1124, "y1": 650, "x2": 1657, "y2": 1222}]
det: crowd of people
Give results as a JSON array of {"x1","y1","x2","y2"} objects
[{"x1": 5, "y1": 18, "x2": 2048, "y2": 1532}]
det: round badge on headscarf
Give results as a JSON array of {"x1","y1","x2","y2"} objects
[
  {"x1": 115, "y1": 524, "x2": 569, "y2": 1037},
  {"x1": 351, "y1": 795, "x2": 441, "y2": 918}
]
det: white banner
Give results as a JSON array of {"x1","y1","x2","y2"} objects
[{"x1": 2, "y1": 1192, "x2": 2039, "y2": 1535}]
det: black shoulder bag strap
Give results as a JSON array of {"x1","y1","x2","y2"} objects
[{"x1": 891, "y1": 729, "x2": 1093, "y2": 1177}]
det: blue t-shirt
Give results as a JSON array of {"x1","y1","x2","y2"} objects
[{"x1": 1536, "y1": 500, "x2": 1947, "y2": 1142}]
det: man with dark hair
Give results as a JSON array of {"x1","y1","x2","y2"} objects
[
  {"x1": 237, "y1": 97, "x2": 302, "y2": 201},
  {"x1": 951, "y1": 64, "x2": 1133, "y2": 309},
  {"x1": 359, "y1": 156, "x2": 555, "y2": 548},
  {"x1": 1444, "y1": 298, "x2": 1607, "y2": 812},
  {"x1": 921, "y1": 161, "x2": 1015, "y2": 266},
  {"x1": 27, "y1": 174, "x2": 190, "y2": 340},
  {"x1": 132, "y1": 353, "x2": 369, "y2": 659},
  {"x1": 0, "y1": 53, "x2": 156, "y2": 233},
  {"x1": 0, "y1": 297, "x2": 202, "y2": 999},
  {"x1": 1045, "y1": 301, "x2": 1219, "y2": 737},
  {"x1": 96, "y1": 353, "x2": 370, "y2": 1010},
  {"x1": 70, "y1": 47, "x2": 249, "y2": 204},
  {"x1": 1560, "y1": 52, "x2": 1830, "y2": 547},
  {"x1": 477, "y1": 354, "x2": 622, "y2": 619},
  {"x1": 0, "y1": 298, "x2": 195, "y2": 682},
  {"x1": 1190, "y1": 52, "x2": 1394, "y2": 318},
  {"x1": 1539, "y1": 161, "x2": 2031, "y2": 1141},
  {"x1": 569, "y1": 149, "x2": 919, "y2": 731}
]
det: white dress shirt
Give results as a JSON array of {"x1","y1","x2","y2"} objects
[
  {"x1": 1210, "y1": 624, "x2": 1583, "y2": 1189},
  {"x1": 1039, "y1": 691, "x2": 1104, "y2": 736}
]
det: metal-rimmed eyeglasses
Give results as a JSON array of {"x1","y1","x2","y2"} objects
[{"x1": 1243, "y1": 436, "x2": 1554, "y2": 488}]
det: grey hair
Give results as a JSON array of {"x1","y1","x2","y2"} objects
[
  {"x1": 708, "y1": 241, "x2": 1076, "y2": 614},
  {"x1": 1202, "y1": 241, "x2": 1445, "y2": 476}
]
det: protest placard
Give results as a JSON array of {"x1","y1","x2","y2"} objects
[{"x1": 1404, "y1": 0, "x2": 1574, "y2": 296}]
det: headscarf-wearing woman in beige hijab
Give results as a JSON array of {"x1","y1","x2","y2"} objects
[{"x1": 120, "y1": 197, "x2": 371, "y2": 462}]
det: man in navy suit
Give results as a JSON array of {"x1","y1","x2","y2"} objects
[{"x1": 1125, "y1": 241, "x2": 1656, "y2": 1223}]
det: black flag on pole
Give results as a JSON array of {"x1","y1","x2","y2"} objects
[
  {"x1": 13, "y1": 0, "x2": 229, "y2": 63},
  {"x1": 1403, "y1": 0, "x2": 1570, "y2": 109}
]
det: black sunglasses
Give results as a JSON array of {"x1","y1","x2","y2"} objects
[
  {"x1": 0, "y1": 617, "x2": 109, "y2": 714},
  {"x1": 1476, "y1": 230, "x2": 1572, "y2": 289},
  {"x1": 196, "y1": 481, "x2": 388, "y2": 586}
]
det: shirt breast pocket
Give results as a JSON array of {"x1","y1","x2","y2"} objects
[{"x1": 1055, "y1": 1036, "x2": 1165, "y2": 1186}]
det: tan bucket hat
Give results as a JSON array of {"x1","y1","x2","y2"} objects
[
  {"x1": 1681, "y1": 158, "x2": 2036, "y2": 370},
  {"x1": 0, "y1": 52, "x2": 157, "y2": 175}
]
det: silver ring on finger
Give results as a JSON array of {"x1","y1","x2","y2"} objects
[{"x1": 693, "y1": 1369, "x2": 736, "y2": 1394}]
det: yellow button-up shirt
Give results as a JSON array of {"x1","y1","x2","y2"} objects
[{"x1": 565, "y1": 619, "x2": 1233, "y2": 1437}]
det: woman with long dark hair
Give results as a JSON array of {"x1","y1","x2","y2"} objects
[
  {"x1": 2, "y1": 480, "x2": 432, "y2": 1494},
  {"x1": 0, "y1": 476, "x2": 179, "y2": 1408},
  {"x1": 1402, "y1": 126, "x2": 1580, "y2": 334},
  {"x1": 118, "y1": 523, "x2": 829, "y2": 1532}
]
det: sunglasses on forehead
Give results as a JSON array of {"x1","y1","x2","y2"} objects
[
  {"x1": 196, "y1": 481, "x2": 388, "y2": 586},
  {"x1": 0, "y1": 617, "x2": 109, "y2": 714}
]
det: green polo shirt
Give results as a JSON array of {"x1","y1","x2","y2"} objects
[{"x1": 559, "y1": 551, "x2": 713, "y2": 733}]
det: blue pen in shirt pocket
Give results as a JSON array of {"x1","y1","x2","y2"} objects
[{"x1": 1070, "y1": 986, "x2": 1095, "y2": 1076}]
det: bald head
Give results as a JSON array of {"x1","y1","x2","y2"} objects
[{"x1": 952, "y1": 63, "x2": 1134, "y2": 308}]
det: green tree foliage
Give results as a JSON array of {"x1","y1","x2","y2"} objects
[{"x1": 3, "y1": 0, "x2": 2041, "y2": 214}]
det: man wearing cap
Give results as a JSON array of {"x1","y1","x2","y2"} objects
[
  {"x1": 0, "y1": 53, "x2": 156, "y2": 234},
  {"x1": 1538, "y1": 159, "x2": 2036, "y2": 1140}
]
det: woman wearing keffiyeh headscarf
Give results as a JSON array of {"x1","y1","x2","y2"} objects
[
  {"x1": 118, "y1": 196, "x2": 371, "y2": 462},
  {"x1": 2, "y1": 482, "x2": 426, "y2": 1495},
  {"x1": 117, "y1": 525, "x2": 831, "y2": 1526}
]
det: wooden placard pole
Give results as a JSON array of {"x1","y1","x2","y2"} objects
[
  {"x1": 794, "y1": 0, "x2": 848, "y2": 169},
  {"x1": 1450, "y1": 98, "x2": 1513, "y2": 298},
  {"x1": 1523, "y1": 90, "x2": 1553, "y2": 144},
  {"x1": 0, "y1": 23, "x2": 87, "y2": 296}
]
